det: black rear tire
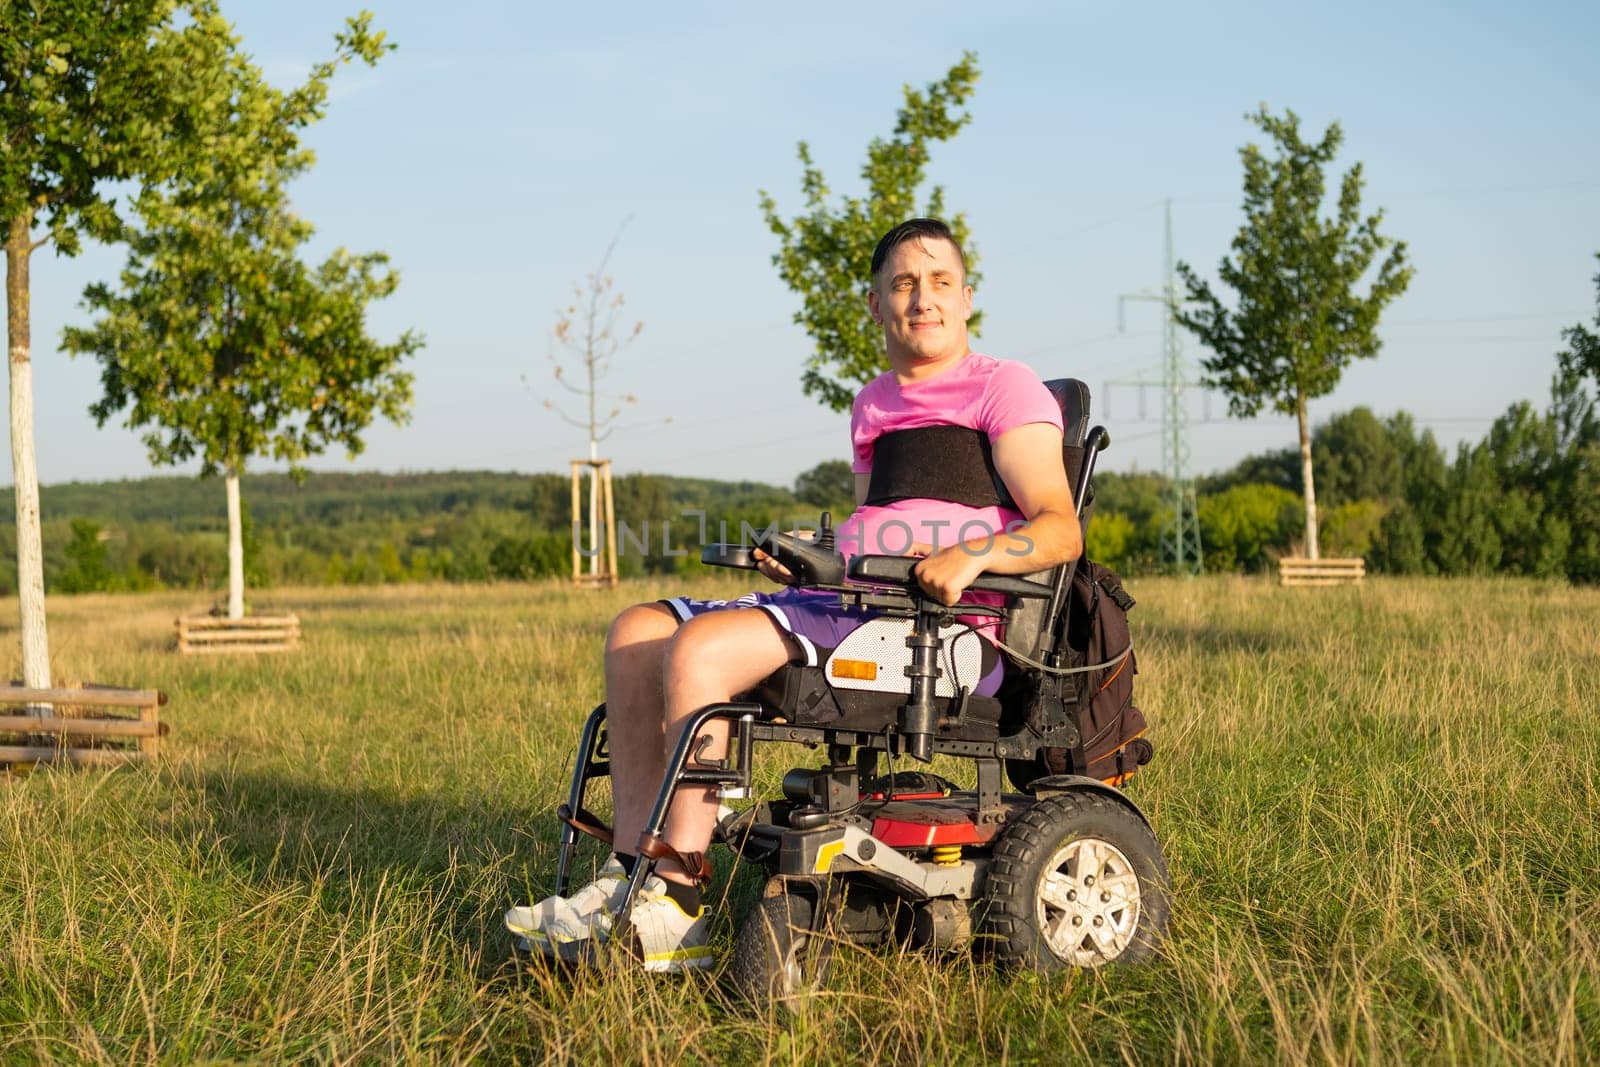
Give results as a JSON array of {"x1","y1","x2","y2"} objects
[
  {"x1": 728, "y1": 893, "x2": 833, "y2": 1005},
  {"x1": 980, "y1": 791, "x2": 1169, "y2": 971}
]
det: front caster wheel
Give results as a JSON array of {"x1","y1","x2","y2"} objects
[
  {"x1": 981, "y1": 791, "x2": 1169, "y2": 971},
  {"x1": 728, "y1": 893, "x2": 833, "y2": 1005}
]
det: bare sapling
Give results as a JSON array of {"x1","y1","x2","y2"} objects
[{"x1": 538, "y1": 222, "x2": 654, "y2": 576}]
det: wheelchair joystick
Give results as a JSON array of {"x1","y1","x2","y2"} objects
[{"x1": 816, "y1": 512, "x2": 835, "y2": 553}]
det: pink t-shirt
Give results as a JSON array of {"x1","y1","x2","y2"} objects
[{"x1": 836, "y1": 353, "x2": 1064, "y2": 561}]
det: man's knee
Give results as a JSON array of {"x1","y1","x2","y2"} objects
[
  {"x1": 663, "y1": 610, "x2": 789, "y2": 689},
  {"x1": 607, "y1": 601, "x2": 677, "y2": 656}
]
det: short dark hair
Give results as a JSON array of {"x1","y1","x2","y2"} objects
[{"x1": 870, "y1": 218, "x2": 967, "y2": 285}]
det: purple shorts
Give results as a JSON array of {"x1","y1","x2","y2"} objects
[{"x1": 661, "y1": 587, "x2": 1004, "y2": 696}]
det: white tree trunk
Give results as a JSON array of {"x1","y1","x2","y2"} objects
[
  {"x1": 6, "y1": 214, "x2": 50, "y2": 691},
  {"x1": 9, "y1": 352, "x2": 50, "y2": 689},
  {"x1": 1297, "y1": 394, "x2": 1320, "y2": 560},
  {"x1": 226, "y1": 470, "x2": 245, "y2": 619}
]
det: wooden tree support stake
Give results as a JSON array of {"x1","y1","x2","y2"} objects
[
  {"x1": 176, "y1": 613, "x2": 301, "y2": 654},
  {"x1": 571, "y1": 458, "x2": 618, "y2": 588},
  {"x1": 1278, "y1": 557, "x2": 1366, "y2": 586},
  {"x1": 0, "y1": 682, "x2": 167, "y2": 765}
]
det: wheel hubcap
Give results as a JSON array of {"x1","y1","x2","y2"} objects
[
  {"x1": 1035, "y1": 837, "x2": 1141, "y2": 966},
  {"x1": 781, "y1": 936, "x2": 806, "y2": 993}
]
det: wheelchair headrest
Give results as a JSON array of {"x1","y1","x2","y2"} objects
[{"x1": 1042, "y1": 378, "x2": 1091, "y2": 449}]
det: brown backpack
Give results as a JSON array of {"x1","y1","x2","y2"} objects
[{"x1": 1041, "y1": 560, "x2": 1152, "y2": 784}]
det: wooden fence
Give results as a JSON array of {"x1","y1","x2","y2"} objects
[
  {"x1": 177, "y1": 613, "x2": 301, "y2": 654},
  {"x1": 0, "y1": 683, "x2": 167, "y2": 765},
  {"x1": 1278, "y1": 557, "x2": 1366, "y2": 586}
]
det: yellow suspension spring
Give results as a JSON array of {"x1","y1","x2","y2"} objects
[{"x1": 931, "y1": 845, "x2": 962, "y2": 867}]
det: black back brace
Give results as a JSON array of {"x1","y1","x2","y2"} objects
[{"x1": 862, "y1": 426, "x2": 1017, "y2": 510}]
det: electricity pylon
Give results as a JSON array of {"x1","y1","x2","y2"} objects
[{"x1": 1113, "y1": 199, "x2": 1203, "y2": 575}]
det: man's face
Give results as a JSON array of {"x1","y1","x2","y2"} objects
[{"x1": 868, "y1": 236, "x2": 973, "y2": 366}]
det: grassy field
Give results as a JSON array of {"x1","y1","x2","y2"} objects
[{"x1": 1, "y1": 574, "x2": 1596, "y2": 1064}]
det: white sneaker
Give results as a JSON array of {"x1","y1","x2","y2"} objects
[
  {"x1": 629, "y1": 875, "x2": 714, "y2": 973},
  {"x1": 504, "y1": 856, "x2": 629, "y2": 947}
]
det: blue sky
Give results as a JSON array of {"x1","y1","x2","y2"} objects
[{"x1": 11, "y1": 0, "x2": 1600, "y2": 491}]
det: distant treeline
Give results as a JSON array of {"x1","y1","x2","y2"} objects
[
  {"x1": 4, "y1": 368, "x2": 1595, "y2": 594},
  {"x1": 1090, "y1": 367, "x2": 1598, "y2": 582},
  {"x1": 0, "y1": 469, "x2": 815, "y2": 597}
]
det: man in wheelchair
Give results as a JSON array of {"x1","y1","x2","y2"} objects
[{"x1": 506, "y1": 218, "x2": 1165, "y2": 983}]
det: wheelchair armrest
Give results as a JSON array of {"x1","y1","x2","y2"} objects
[
  {"x1": 847, "y1": 554, "x2": 1052, "y2": 599},
  {"x1": 968, "y1": 572, "x2": 1053, "y2": 599},
  {"x1": 847, "y1": 554, "x2": 918, "y2": 585},
  {"x1": 701, "y1": 543, "x2": 760, "y2": 570}
]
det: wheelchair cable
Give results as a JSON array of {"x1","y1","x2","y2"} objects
[
  {"x1": 993, "y1": 639, "x2": 1132, "y2": 677},
  {"x1": 938, "y1": 616, "x2": 1131, "y2": 679}
]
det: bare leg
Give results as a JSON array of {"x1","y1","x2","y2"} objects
[
  {"x1": 603, "y1": 603, "x2": 678, "y2": 853},
  {"x1": 649, "y1": 609, "x2": 791, "y2": 884}
]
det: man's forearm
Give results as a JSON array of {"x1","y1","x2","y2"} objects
[{"x1": 955, "y1": 508, "x2": 1083, "y2": 577}]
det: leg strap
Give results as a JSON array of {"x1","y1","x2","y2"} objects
[
  {"x1": 637, "y1": 833, "x2": 713, "y2": 886},
  {"x1": 557, "y1": 803, "x2": 614, "y2": 846}
]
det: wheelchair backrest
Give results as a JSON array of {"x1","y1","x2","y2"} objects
[{"x1": 1002, "y1": 377, "x2": 1096, "y2": 662}]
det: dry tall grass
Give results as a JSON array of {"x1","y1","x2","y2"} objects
[{"x1": 1, "y1": 576, "x2": 1595, "y2": 1063}]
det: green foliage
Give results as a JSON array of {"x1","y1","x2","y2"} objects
[
  {"x1": 60, "y1": 13, "x2": 416, "y2": 480},
  {"x1": 1089, "y1": 471, "x2": 1168, "y2": 572},
  {"x1": 760, "y1": 53, "x2": 982, "y2": 411},
  {"x1": 1175, "y1": 106, "x2": 1413, "y2": 422},
  {"x1": 793, "y1": 458, "x2": 854, "y2": 510},
  {"x1": 0, "y1": 0, "x2": 247, "y2": 253},
  {"x1": 1560, "y1": 254, "x2": 1600, "y2": 388},
  {"x1": 56, "y1": 518, "x2": 116, "y2": 592},
  {"x1": 1320, "y1": 498, "x2": 1389, "y2": 559},
  {"x1": 487, "y1": 534, "x2": 568, "y2": 582},
  {"x1": 1198, "y1": 447, "x2": 1297, "y2": 496},
  {"x1": 1311, "y1": 406, "x2": 1403, "y2": 507},
  {"x1": 1434, "y1": 447, "x2": 1503, "y2": 576},
  {"x1": 17, "y1": 469, "x2": 817, "y2": 593},
  {"x1": 1083, "y1": 510, "x2": 1134, "y2": 571},
  {"x1": 1371, "y1": 503, "x2": 1428, "y2": 575},
  {"x1": 1197, "y1": 483, "x2": 1302, "y2": 572},
  {"x1": 239, "y1": 496, "x2": 265, "y2": 586}
]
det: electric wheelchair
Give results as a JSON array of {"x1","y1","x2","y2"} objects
[{"x1": 547, "y1": 379, "x2": 1168, "y2": 1000}]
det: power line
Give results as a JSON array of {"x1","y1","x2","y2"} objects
[
  {"x1": 1014, "y1": 329, "x2": 1157, "y2": 360},
  {"x1": 1386, "y1": 310, "x2": 1589, "y2": 325}
]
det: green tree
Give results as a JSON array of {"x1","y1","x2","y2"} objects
[
  {"x1": 56, "y1": 519, "x2": 114, "y2": 593},
  {"x1": 1176, "y1": 107, "x2": 1413, "y2": 560},
  {"x1": 1196, "y1": 483, "x2": 1302, "y2": 572},
  {"x1": 1554, "y1": 254, "x2": 1600, "y2": 580},
  {"x1": 761, "y1": 53, "x2": 982, "y2": 412},
  {"x1": 62, "y1": 15, "x2": 418, "y2": 620},
  {"x1": 1198, "y1": 447, "x2": 1298, "y2": 496},
  {"x1": 1084, "y1": 510, "x2": 1135, "y2": 571},
  {"x1": 1091, "y1": 471, "x2": 1168, "y2": 572},
  {"x1": 1560, "y1": 254, "x2": 1600, "y2": 387},
  {"x1": 2, "y1": 0, "x2": 243, "y2": 688},
  {"x1": 1435, "y1": 446, "x2": 1502, "y2": 575},
  {"x1": 1312, "y1": 406, "x2": 1402, "y2": 507},
  {"x1": 1373, "y1": 413, "x2": 1450, "y2": 574},
  {"x1": 794, "y1": 459, "x2": 854, "y2": 510},
  {"x1": 1319, "y1": 499, "x2": 1389, "y2": 560}
]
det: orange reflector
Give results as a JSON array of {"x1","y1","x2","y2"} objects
[{"x1": 831, "y1": 659, "x2": 878, "y2": 680}]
